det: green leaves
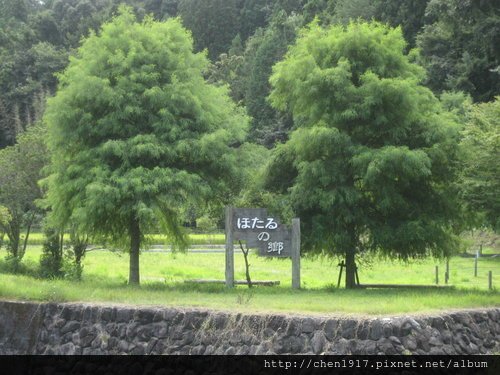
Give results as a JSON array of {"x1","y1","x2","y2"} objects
[
  {"x1": 44, "y1": 7, "x2": 248, "y2": 253},
  {"x1": 417, "y1": 0, "x2": 500, "y2": 101},
  {"x1": 266, "y1": 21, "x2": 461, "y2": 262},
  {"x1": 269, "y1": 22, "x2": 433, "y2": 153},
  {"x1": 0, "y1": 125, "x2": 48, "y2": 258},
  {"x1": 459, "y1": 98, "x2": 500, "y2": 231}
]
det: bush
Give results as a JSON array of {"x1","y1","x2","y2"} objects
[
  {"x1": 39, "y1": 229, "x2": 64, "y2": 279},
  {"x1": 0, "y1": 255, "x2": 38, "y2": 276},
  {"x1": 62, "y1": 247, "x2": 84, "y2": 281}
]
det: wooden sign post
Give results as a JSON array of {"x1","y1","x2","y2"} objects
[
  {"x1": 225, "y1": 207, "x2": 301, "y2": 289},
  {"x1": 225, "y1": 206, "x2": 235, "y2": 288},
  {"x1": 292, "y1": 218, "x2": 300, "y2": 289}
]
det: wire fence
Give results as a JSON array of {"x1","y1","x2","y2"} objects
[{"x1": 434, "y1": 254, "x2": 499, "y2": 290}]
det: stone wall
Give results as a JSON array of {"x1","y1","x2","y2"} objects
[{"x1": 0, "y1": 301, "x2": 498, "y2": 355}]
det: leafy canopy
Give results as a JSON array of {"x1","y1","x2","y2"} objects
[
  {"x1": 0, "y1": 125, "x2": 48, "y2": 258},
  {"x1": 267, "y1": 21, "x2": 461, "y2": 262},
  {"x1": 417, "y1": 0, "x2": 500, "y2": 102},
  {"x1": 459, "y1": 98, "x2": 500, "y2": 231},
  {"x1": 44, "y1": 8, "x2": 247, "y2": 248}
]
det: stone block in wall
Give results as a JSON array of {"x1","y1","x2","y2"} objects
[
  {"x1": 133, "y1": 309, "x2": 156, "y2": 324},
  {"x1": 369, "y1": 320, "x2": 384, "y2": 340},
  {"x1": 152, "y1": 322, "x2": 169, "y2": 338},
  {"x1": 400, "y1": 317, "x2": 421, "y2": 336},
  {"x1": 235, "y1": 345, "x2": 249, "y2": 355},
  {"x1": 190, "y1": 344, "x2": 205, "y2": 355},
  {"x1": 301, "y1": 318, "x2": 315, "y2": 334},
  {"x1": 265, "y1": 315, "x2": 286, "y2": 333},
  {"x1": 60, "y1": 320, "x2": 80, "y2": 334},
  {"x1": 99, "y1": 307, "x2": 115, "y2": 322},
  {"x1": 285, "y1": 319, "x2": 301, "y2": 336},
  {"x1": 340, "y1": 319, "x2": 357, "y2": 339},
  {"x1": 116, "y1": 308, "x2": 133, "y2": 323},
  {"x1": 310, "y1": 330, "x2": 326, "y2": 354},
  {"x1": 323, "y1": 319, "x2": 339, "y2": 341},
  {"x1": 136, "y1": 324, "x2": 154, "y2": 341},
  {"x1": 357, "y1": 340, "x2": 377, "y2": 355}
]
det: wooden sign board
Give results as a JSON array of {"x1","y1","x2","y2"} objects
[
  {"x1": 232, "y1": 208, "x2": 291, "y2": 258},
  {"x1": 225, "y1": 207, "x2": 301, "y2": 288}
]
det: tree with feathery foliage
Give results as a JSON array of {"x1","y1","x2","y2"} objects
[
  {"x1": 266, "y1": 21, "x2": 462, "y2": 288},
  {"x1": 44, "y1": 7, "x2": 247, "y2": 284}
]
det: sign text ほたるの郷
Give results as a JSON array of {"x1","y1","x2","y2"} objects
[
  {"x1": 225, "y1": 207, "x2": 301, "y2": 288},
  {"x1": 231, "y1": 208, "x2": 291, "y2": 257}
]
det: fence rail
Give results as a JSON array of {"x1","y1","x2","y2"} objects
[{"x1": 434, "y1": 255, "x2": 499, "y2": 290}]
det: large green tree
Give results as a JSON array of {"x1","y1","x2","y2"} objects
[
  {"x1": 266, "y1": 21, "x2": 461, "y2": 288},
  {"x1": 0, "y1": 125, "x2": 48, "y2": 259},
  {"x1": 44, "y1": 8, "x2": 247, "y2": 284},
  {"x1": 459, "y1": 98, "x2": 499, "y2": 231}
]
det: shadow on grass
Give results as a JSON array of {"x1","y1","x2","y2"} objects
[
  {"x1": 0, "y1": 257, "x2": 39, "y2": 277},
  {"x1": 88, "y1": 278, "x2": 498, "y2": 298}
]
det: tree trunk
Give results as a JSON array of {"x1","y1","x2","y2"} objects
[
  {"x1": 21, "y1": 212, "x2": 36, "y2": 259},
  {"x1": 129, "y1": 215, "x2": 141, "y2": 285},
  {"x1": 238, "y1": 241, "x2": 252, "y2": 288},
  {"x1": 9, "y1": 220, "x2": 20, "y2": 259},
  {"x1": 344, "y1": 225, "x2": 357, "y2": 289},
  {"x1": 345, "y1": 247, "x2": 356, "y2": 289}
]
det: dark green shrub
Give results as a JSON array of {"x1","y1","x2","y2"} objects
[{"x1": 39, "y1": 229, "x2": 64, "y2": 279}]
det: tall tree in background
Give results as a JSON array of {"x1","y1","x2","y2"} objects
[
  {"x1": 0, "y1": 0, "x2": 68, "y2": 147},
  {"x1": 239, "y1": 0, "x2": 273, "y2": 41},
  {"x1": 44, "y1": 8, "x2": 247, "y2": 284},
  {"x1": 47, "y1": 0, "x2": 115, "y2": 48},
  {"x1": 245, "y1": 11, "x2": 302, "y2": 147},
  {"x1": 372, "y1": 0, "x2": 430, "y2": 48},
  {"x1": 331, "y1": 0, "x2": 376, "y2": 25},
  {"x1": 266, "y1": 21, "x2": 461, "y2": 288},
  {"x1": 178, "y1": 0, "x2": 240, "y2": 60},
  {"x1": 141, "y1": 0, "x2": 179, "y2": 19},
  {"x1": 417, "y1": 0, "x2": 500, "y2": 102},
  {"x1": 459, "y1": 97, "x2": 499, "y2": 231},
  {"x1": 0, "y1": 126, "x2": 48, "y2": 260}
]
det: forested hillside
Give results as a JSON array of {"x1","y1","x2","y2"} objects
[{"x1": 1, "y1": 0, "x2": 498, "y2": 148}]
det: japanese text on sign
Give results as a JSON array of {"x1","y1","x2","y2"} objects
[
  {"x1": 231, "y1": 208, "x2": 291, "y2": 258},
  {"x1": 236, "y1": 217, "x2": 278, "y2": 230},
  {"x1": 267, "y1": 241, "x2": 284, "y2": 255}
]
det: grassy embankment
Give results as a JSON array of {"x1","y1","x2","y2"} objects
[{"x1": 0, "y1": 244, "x2": 498, "y2": 316}]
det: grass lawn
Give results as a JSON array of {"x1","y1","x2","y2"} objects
[
  {"x1": 0, "y1": 246, "x2": 498, "y2": 316},
  {"x1": 17, "y1": 232, "x2": 226, "y2": 246}
]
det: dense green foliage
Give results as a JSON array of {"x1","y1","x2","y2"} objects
[
  {"x1": 0, "y1": 126, "x2": 48, "y2": 259},
  {"x1": 2, "y1": 0, "x2": 498, "y2": 148},
  {"x1": 39, "y1": 228, "x2": 64, "y2": 279},
  {"x1": 417, "y1": 0, "x2": 500, "y2": 102},
  {"x1": 267, "y1": 21, "x2": 462, "y2": 288},
  {"x1": 372, "y1": 0, "x2": 430, "y2": 48},
  {"x1": 0, "y1": 0, "x2": 66, "y2": 147},
  {"x1": 178, "y1": 0, "x2": 241, "y2": 60},
  {"x1": 44, "y1": 9, "x2": 247, "y2": 284},
  {"x1": 459, "y1": 98, "x2": 500, "y2": 231},
  {"x1": 244, "y1": 12, "x2": 301, "y2": 146}
]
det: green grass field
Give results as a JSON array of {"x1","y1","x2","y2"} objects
[
  {"x1": 0, "y1": 246, "x2": 498, "y2": 316},
  {"x1": 14, "y1": 232, "x2": 227, "y2": 246}
]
